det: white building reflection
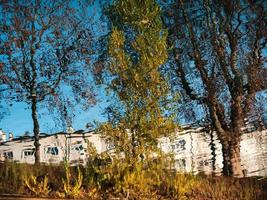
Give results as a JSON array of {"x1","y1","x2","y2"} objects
[{"x1": 0, "y1": 127, "x2": 266, "y2": 177}]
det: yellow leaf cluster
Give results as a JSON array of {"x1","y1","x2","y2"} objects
[{"x1": 105, "y1": 0, "x2": 178, "y2": 165}]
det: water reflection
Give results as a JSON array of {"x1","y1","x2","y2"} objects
[{"x1": 160, "y1": 129, "x2": 267, "y2": 177}]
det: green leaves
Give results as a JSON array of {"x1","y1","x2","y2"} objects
[
  {"x1": 105, "y1": 0, "x2": 177, "y2": 164},
  {"x1": 113, "y1": 0, "x2": 161, "y2": 31}
]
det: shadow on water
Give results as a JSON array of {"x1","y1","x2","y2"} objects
[{"x1": 168, "y1": 129, "x2": 267, "y2": 177}]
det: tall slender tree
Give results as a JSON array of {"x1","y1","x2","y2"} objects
[
  {"x1": 101, "y1": 0, "x2": 176, "y2": 164},
  {"x1": 0, "y1": 0, "x2": 96, "y2": 163}
]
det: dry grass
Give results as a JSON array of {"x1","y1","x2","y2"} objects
[{"x1": 0, "y1": 161, "x2": 266, "y2": 200}]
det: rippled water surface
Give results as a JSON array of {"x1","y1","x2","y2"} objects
[{"x1": 160, "y1": 129, "x2": 267, "y2": 177}]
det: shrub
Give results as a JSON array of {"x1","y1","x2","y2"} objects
[
  {"x1": 56, "y1": 162, "x2": 84, "y2": 199},
  {"x1": 22, "y1": 175, "x2": 51, "y2": 197}
]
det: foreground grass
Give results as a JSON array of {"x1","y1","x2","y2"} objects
[{"x1": 0, "y1": 161, "x2": 266, "y2": 200}]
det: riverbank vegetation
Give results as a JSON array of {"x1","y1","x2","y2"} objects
[
  {"x1": 0, "y1": 0, "x2": 266, "y2": 199},
  {"x1": 0, "y1": 161, "x2": 266, "y2": 199}
]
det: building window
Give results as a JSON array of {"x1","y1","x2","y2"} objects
[
  {"x1": 72, "y1": 145, "x2": 85, "y2": 156},
  {"x1": 107, "y1": 141, "x2": 115, "y2": 150},
  {"x1": 4, "y1": 151, "x2": 13, "y2": 160},
  {"x1": 46, "y1": 147, "x2": 59, "y2": 155},
  {"x1": 74, "y1": 145, "x2": 82, "y2": 151},
  {"x1": 23, "y1": 149, "x2": 35, "y2": 157}
]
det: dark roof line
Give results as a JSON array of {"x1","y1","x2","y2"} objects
[{"x1": 0, "y1": 129, "x2": 95, "y2": 146}]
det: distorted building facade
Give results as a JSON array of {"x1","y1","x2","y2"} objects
[{"x1": 0, "y1": 127, "x2": 266, "y2": 177}]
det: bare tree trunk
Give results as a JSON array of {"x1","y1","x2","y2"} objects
[
  {"x1": 229, "y1": 139, "x2": 242, "y2": 177},
  {"x1": 221, "y1": 136, "x2": 243, "y2": 177},
  {"x1": 31, "y1": 96, "x2": 41, "y2": 164},
  {"x1": 221, "y1": 140, "x2": 231, "y2": 176},
  {"x1": 207, "y1": 98, "x2": 243, "y2": 177}
]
